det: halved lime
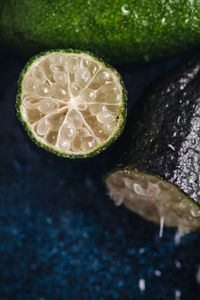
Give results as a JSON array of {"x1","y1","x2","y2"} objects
[
  {"x1": 16, "y1": 50, "x2": 127, "y2": 158},
  {"x1": 106, "y1": 170, "x2": 200, "y2": 236}
]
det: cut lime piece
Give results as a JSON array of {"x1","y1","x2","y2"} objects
[
  {"x1": 105, "y1": 57, "x2": 200, "y2": 236},
  {"x1": 16, "y1": 50, "x2": 127, "y2": 158},
  {"x1": 107, "y1": 171, "x2": 200, "y2": 236},
  {"x1": 106, "y1": 170, "x2": 200, "y2": 236}
]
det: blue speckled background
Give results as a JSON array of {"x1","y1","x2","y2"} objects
[{"x1": 1, "y1": 46, "x2": 200, "y2": 300}]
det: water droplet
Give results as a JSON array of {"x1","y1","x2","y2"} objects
[
  {"x1": 154, "y1": 270, "x2": 162, "y2": 277},
  {"x1": 138, "y1": 279, "x2": 145, "y2": 292},
  {"x1": 177, "y1": 116, "x2": 181, "y2": 125},
  {"x1": 121, "y1": 4, "x2": 130, "y2": 16},
  {"x1": 191, "y1": 139, "x2": 197, "y2": 146},
  {"x1": 175, "y1": 289, "x2": 181, "y2": 300},
  {"x1": 174, "y1": 260, "x2": 182, "y2": 269},
  {"x1": 168, "y1": 144, "x2": 175, "y2": 151},
  {"x1": 159, "y1": 216, "x2": 165, "y2": 238},
  {"x1": 161, "y1": 17, "x2": 166, "y2": 24},
  {"x1": 138, "y1": 248, "x2": 145, "y2": 254}
]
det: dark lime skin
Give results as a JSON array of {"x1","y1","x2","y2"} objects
[
  {"x1": 1, "y1": 1, "x2": 200, "y2": 63},
  {"x1": 110, "y1": 56, "x2": 200, "y2": 203}
]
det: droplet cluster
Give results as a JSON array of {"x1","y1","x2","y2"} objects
[{"x1": 21, "y1": 53, "x2": 122, "y2": 154}]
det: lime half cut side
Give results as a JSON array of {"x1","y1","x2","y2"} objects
[
  {"x1": 106, "y1": 170, "x2": 200, "y2": 236},
  {"x1": 16, "y1": 50, "x2": 127, "y2": 158}
]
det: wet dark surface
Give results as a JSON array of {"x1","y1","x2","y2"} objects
[{"x1": 0, "y1": 46, "x2": 200, "y2": 300}]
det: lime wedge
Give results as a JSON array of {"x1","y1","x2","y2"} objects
[{"x1": 16, "y1": 50, "x2": 127, "y2": 158}]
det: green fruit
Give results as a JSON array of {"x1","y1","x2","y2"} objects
[
  {"x1": 105, "y1": 57, "x2": 200, "y2": 235},
  {"x1": 16, "y1": 49, "x2": 127, "y2": 158},
  {"x1": 1, "y1": 1, "x2": 200, "y2": 63}
]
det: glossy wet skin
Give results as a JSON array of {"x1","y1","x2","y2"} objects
[
  {"x1": 107, "y1": 171, "x2": 200, "y2": 235},
  {"x1": 20, "y1": 53, "x2": 123, "y2": 155},
  {"x1": 1, "y1": 1, "x2": 200, "y2": 63}
]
